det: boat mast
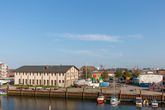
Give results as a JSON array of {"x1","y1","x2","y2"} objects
[{"x1": 113, "y1": 75, "x2": 115, "y2": 96}]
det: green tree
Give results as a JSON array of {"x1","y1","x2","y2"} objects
[
  {"x1": 101, "y1": 70, "x2": 109, "y2": 81},
  {"x1": 115, "y1": 69, "x2": 123, "y2": 78},
  {"x1": 123, "y1": 70, "x2": 132, "y2": 80}
]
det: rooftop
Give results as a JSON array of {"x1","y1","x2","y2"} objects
[{"x1": 14, "y1": 65, "x2": 78, "y2": 73}]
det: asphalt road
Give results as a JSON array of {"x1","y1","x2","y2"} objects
[{"x1": 2, "y1": 84, "x2": 164, "y2": 96}]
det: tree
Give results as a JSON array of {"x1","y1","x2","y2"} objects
[
  {"x1": 101, "y1": 70, "x2": 109, "y2": 81},
  {"x1": 132, "y1": 69, "x2": 141, "y2": 77},
  {"x1": 81, "y1": 66, "x2": 92, "y2": 79},
  {"x1": 115, "y1": 69, "x2": 123, "y2": 78},
  {"x1": 123, "y1": 70, "x2": 132, "y2": 80}
]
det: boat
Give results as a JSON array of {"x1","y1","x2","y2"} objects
[
  {"x1": 97, "y1": 95, "x2": 105, "y2": 104},
  {"x1": 0, "y1": 90, "x2": 7, "y2": 96},
  {"x1": 136, "y1": 97, "x2": 142, "y2": 107},
  {"x1": 143, "y1": 99, "x2": 149, "y2": 106},
  {"x1": 151, "y1": 99, "x2": 158, "y2": 107},
  {"x1": 110, "y1": 96, "x2": 120, "y2": 106},
  {"x1": 110, "y1": 76, "x2": 120, "y2": 106}
]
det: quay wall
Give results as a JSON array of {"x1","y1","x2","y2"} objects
[{"x1": 6, "y1": 89, "x2": 165, "y2": 102}]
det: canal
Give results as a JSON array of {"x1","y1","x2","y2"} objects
[{"x1": 0, "y1": 96, "x2": 164, "y2": 110}]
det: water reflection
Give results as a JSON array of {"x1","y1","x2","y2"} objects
[{"x1": 0, "y1": 96, "x2": 165, "y2": 110}]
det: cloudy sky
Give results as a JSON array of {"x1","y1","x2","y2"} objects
[{"x1": 0, "y1": 0, "x2": 165, "y2": 69}]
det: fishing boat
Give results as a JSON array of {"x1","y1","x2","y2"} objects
[
  {"x1": 110, "y1": 76, "x2": 120, "y2": 106},
  {"x1": 136, "y1": 97, "x2": 142, "y2": 107},
  {"x1": 97, "y1": 95, "x2": 105, "y2": 104},
  {"x1": 151, "y1": 99, "x2": 158, "y2": 107}
]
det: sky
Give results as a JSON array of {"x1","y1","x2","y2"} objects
[{"x1": 0, "y1": 0, "x2": 165, "y2": 69}]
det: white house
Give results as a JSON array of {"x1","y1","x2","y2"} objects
[{"x1": 14, "y1": 65, "x2": 79, "y2": 87}]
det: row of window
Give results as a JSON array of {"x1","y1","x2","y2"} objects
[
  {"x1": 16, "y1": 73, "x2": 65, "y2": 76},
  {"x1": 18, "y1": 79, "x2": 65, "y2": 85}
]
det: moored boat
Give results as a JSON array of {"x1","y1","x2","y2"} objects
[
  {"x1": 136, "y1": 97, "x2": 142, "y2": 107},
  {"x1": 110, "y1": 75, "x2": 120, "y2": 106},
  {"x1": 110, "y1": 96, "x2": 120, "y2": 106},
  {"x1": 143, "y1": 99, "x2": 149, "y2": 106},
  {"x1": 0, "y1": 91, "x2": 7, "y2": 96},
  {"x1": 97, "y1": 95, "x2": 105, "y2": 104},
  {"x1": 151, "y1": 99, "x2": 158, "y2": 107}
]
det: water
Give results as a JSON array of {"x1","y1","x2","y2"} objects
[{"x1": 0, "y1": 96, "x2": 164, "y2": 110}]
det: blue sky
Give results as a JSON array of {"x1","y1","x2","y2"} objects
[{"x1": 0, "y1": 0, "x2": 165, "y2": 69}]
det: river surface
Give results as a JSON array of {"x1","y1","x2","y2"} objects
[{"x1": 0, "y1": 96, "x2": 164, "y2": 110}]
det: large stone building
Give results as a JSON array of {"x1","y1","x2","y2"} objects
[
  {"x1": 0, "y1": 63, "x2": 8, "y2": 78},
  {"x1": 14, "y1": 65, "x2": 79, "y2": 87}
]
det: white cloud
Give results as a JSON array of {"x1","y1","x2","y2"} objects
[
  {"x1": 47, "y1": 33, "x2": 120, "y2": 42},
  {"x1": 63, "y1": 33, "x2": 120, "y2": 42},
  {"x1": 46, "y1": 32, "x2": 143, "y2": 42}
]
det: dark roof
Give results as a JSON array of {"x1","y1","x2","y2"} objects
[{"x1": 14, "y1": 65, "x2": 79, "y2": 73}]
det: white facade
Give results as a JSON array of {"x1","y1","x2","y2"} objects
[
  {"x1": 139, "y1": 74, "x2": 163, "y2": 84},
  {"x1": 14, "y1": 66, "x2": 79, "y2": 87},
  {"x1": 0, "y1": 63, "x2": 8, "y2": 78}
]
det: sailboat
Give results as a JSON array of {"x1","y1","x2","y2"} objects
[{"x1": 110, "y1": 76, "x2": 120, "y2": 106}]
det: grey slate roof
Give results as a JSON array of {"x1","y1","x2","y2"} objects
[{"x1": 14, "y1": 65, "x2": 79, "y2": 73}]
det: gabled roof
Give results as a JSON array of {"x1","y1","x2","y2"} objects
[{"x1": 14, "y1": 65, "x2": 79, "y2": 73}]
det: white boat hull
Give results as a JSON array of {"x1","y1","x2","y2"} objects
[
  {"x1": 136, "y1": 103, "x2": 142, "y2": 107},
  {"x1": 110, "y1": 101, "x2": 120, "y2": 106},
  {"x1": 152, "y1": 103, "x2": 158, "y2": 107},
  {"x1": 110, "y1": 97, "x2": 120, "y2": 106}
]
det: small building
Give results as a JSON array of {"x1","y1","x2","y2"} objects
[
  {"x1": 14, "y1": 65, "x2": 79, "y2": 87},
  {"x1": 138, "y1": 74, "x2": 163, "y2": 87}
]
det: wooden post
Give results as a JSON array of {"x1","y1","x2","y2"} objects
[
  {"x1": 82, "y1": 87, "x2": 85, "y2": 100},
  {"x1": 6, "y1": 84, "x2": 9, "y2": 95},
  {"x1": 162, "y1": 89, "x2": 164, "y2": 103},
  {"x1": 65, "y1": 87, "x2": 68, "y2": 99},
  {"x1": 139, "y1": 90, "x2": 142, "y2": 97},
  {"x1": 119, "y1": 90, "x2": 121, "y2": 100},
  {"x1": 34, "y1": 86, "x2": 36, "y2": 97},
  {"x1": 20, "y1": 85, "x2": 23, "y2": 96},
  {"x1": 49, "y1": 88, "x2": 51, "y2": 98},
  {"x1": 100, "y1": 87, "x2": 103, "y2": 93}
]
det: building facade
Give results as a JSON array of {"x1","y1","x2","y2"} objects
[
  {"x1": 14, "y1": 65, "x2": 79, "y2": 87},
  {"x1": 0, "y1": 63, "x2": 8, "y2": 78},
  {"x1": 158, "y1": 69, "x2": 165, "y2": 85}
]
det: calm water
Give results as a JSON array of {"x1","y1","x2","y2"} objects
[{"x1": 0, "y1": 96, "x2": 164, "y2": 110}]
